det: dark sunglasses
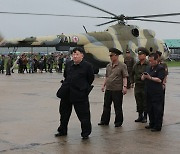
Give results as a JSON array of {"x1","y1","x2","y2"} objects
[{"x1": 109, "y1": 54, "x2": 116, "y2": 57}]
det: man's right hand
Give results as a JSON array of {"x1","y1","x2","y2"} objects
[{"x1": 101, "y1": 86, "x2": 105, "y2": 92}]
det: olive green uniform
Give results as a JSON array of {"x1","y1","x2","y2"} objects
[
  {"x1": 132, "y1": 60, "x2": 149, "y2": 114},
  {"x1": 124, "y1": 56, "x2": 135, "y2": 88}
]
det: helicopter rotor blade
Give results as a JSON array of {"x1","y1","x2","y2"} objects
[
  {"x1": 131, "y1": 18, "x2": 180, "y2": 24},
  {"x1": 126, "y1": 13, "x2": 180, "y2": 20},
  {"x1": 72, "y1": 0, "x2": 117, "y2": 17},
  {"x1": 0, "y1": 11, "x2": 113, "y2": 19},
  {"x1": 96, "y1": 19, "x2": 119, "y2": 26}
]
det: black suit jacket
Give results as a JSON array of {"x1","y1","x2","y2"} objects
[{"x1": 63, "y1": 60, "x2": 94, "y2": 102}]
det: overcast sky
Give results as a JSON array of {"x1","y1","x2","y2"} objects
[{"x1": 0, "y1": 0, "x2": 180, "y2": 40}]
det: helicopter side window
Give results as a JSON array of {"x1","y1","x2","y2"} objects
[
  {"x1": 150, "y1": 47, "x2": 153, "y2": 52},
  {"x1": 131, "y1": 28, "x2": 139, "y2": 37},
  {"x1": 163, "y1": 43, "x2": 169, "y2": 53},
  {"x1": 68, "y1": 36, "x2": 71, "y2": 42},
  {"x1": 64, "y1": 36, "x2": 68, "y2": 43}
]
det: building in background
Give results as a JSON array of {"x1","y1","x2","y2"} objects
[{"x1": 164, "y1": 39, "x2": 180, "y2": 61}]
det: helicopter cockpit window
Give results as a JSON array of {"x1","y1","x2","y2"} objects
[
  {"x1": 150, "y1": 47, "x2": 153, "y2": 52},
  {"x1": 131, "y1": 28, "x2": 139, "y2": 37},
  {"x1": 163, "y1": 43, "x2": 170, "y2": 53}
]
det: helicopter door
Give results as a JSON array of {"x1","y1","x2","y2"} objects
[{"x1": 56, "y1": 35, "x2": 70, "y2": 51}]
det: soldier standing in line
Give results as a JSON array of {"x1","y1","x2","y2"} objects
[
  {"x1": 18, "y1": 55, "x2": 23, "y2": 73},
  {"x1": 6, "y1": 55, "x2": 11, "y2": 75},
  {"x1": 47, "y1": 54, "x2": 54, "y2": 73},
  {"x1": 124, "y1": 50, "x2": 135, "y2": 89},
  {"x1": 22, "y1": 54, "x2": 28, "y2": 73},
  {"x1": 28, "y1": 55, "x2": 34, "y2": 73},
  {"x1": 43, "y1": 55, "x2": 47, "y2": 72},
  {"x1": 57, "y1": 53, "x2": 64, "y2": 73},
  {"x1": 0, "y1": 55, "x2": 5, "y2": 74},
  {"x1": 131, "y1": 47, "x2": 149, "y2": 123}
]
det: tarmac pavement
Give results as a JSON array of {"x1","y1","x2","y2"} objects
[{"x1": 0, "y1": 67, "x2": 180, "y2": 154}]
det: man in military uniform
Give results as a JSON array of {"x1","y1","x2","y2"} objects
[
  {"x1": 124, "y1": 50, "x2": 135, "y2": 89},
  {"x1": 142, "y1": 53, "x2": 165, "y2": 131},
  {"x1": 98, "y1": 48, "x2": 128, "y2": 127},
  {"x1": 6, "y1": 55, "x2": 12, "y2": 75},
  {"x1": 47, "y1": 54, "x2": 54, "y2": 73},
  {"x1": 57, "y1": 53, "x2": 64, "y2": 73},
  {"x1": 0, "y1": 55, "x2": 5, "y2": 74},
  {"x1": 131, "y1": 47, "x2": 149, "y2": 123}
]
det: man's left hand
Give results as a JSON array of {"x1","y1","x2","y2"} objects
[{"x1": 122, "y1": 87, "x2": 127, "y2": 95}]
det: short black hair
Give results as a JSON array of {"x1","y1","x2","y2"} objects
[
  {"x1": 156, "y1": 51, "x2": 162, "y2": 57},
  {"x1": 72, "y1": 47, "x2": 85, "y2": 54},
  {"x1": 148, "y1": 53, "x2": 159, "y2": 60}
]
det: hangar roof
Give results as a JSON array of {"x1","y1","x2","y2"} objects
[{"x1": 164, "y1": 39, "x2": 180, "y2": 48}]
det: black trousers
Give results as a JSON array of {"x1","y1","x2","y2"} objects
[
  {"x1": 59, "y1": 98, "x2": 91, "y2": 137},
  {"x1": 162, "y1": 88, "x2": 166, "y2": 116},
  {"x1": 147, "y1": 93, "x2": 164, "y2": 129},
  {"x1": 100, "y1": 90, "x2": 123, "y2": 125}
]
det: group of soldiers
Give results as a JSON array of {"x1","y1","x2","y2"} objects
[
  {"x1": 55, "y1": 47, "x2": 168, "y2": 139},
  {"x1": 0, "y1": 53, "x2": 71, "y2": 75},
  {"x1": 124, "y1": 48, "x2": 168, "y2": 131},
  {"x1": 0, "y1": 54, "x2": 13, "y2": 75}
]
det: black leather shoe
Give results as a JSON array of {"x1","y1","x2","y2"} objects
[
  {"x1": 57, "y1": 126, "x2": 67, "y2": 133},
  {"x1": 135, "y1": 117, "x2": 143, "y2": 122},
  {"x1": 151, "y1": 128, "x2": 161, "y2": 132},
  {"x1": 55, "y1": 132, "x2": 67, "y2": 137},
  {"x1": 135, "y1": 113, "x2": 143, "y2": 122},
  {"x1": 145, "y1": 125, "x2": 153, "y2": 129},
  {"x1": 82, "y1": 136, "x2": 89, "y2": 140},
  {"x1": 141, "y1": 117, "x2": 147, "y2": 123},
  {"x1": 115, "y1": 123, "x2": 122, "y2": 127},
  {"x1": 98, "y1": 122, "x2": 109, "y2": 126}
]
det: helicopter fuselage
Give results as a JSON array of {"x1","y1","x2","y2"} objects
[{"x1": 0, "y1": 24, "x2": 170, "y2": 73}]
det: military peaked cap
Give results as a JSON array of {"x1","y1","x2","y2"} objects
[
  {"x1": 137, "y1": 47, "x2": 149, "y2": 56},
  {"x1": 109, "y1": 48, "x2": 122, "y2": 55}
]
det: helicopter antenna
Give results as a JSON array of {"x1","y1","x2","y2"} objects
[{"x1": 83, "y1": 25, "x2": 88, "y2": 33}]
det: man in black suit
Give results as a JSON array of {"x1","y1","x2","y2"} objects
[
  {"x1": 55, "y1": 47, "x2": 94, "y2": 139},
  {"x1": 142, "y1": 53, "x2": 165, "y2": 132}
]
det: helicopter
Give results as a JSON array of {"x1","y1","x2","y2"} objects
[{"x1": 0, "y1": 0, "x2": 180, "y2": 73}]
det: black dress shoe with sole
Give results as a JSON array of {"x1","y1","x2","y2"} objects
[
  {"x1": 98, "y1": 122, "x2": 109, "y2": 126},
  {"x1": 82, "y1": 136, "x2": 89, "y2": 140},
  {"x1": 55, "y1": 132, "x2": 67, "y2": 137},
  {"x1": 135, "y1": 117, "x2": 143, "y2": 122},
  {"x1": 141, "y1": 118, "x2": 147, "y2": 123},
  {"x1": 145, "y1": 125, "x2": 153, "y2": 129},
  {"x1": 151, "y1": 128, "x2": 161, "y2": 132},
  {"x1": 115, "y1": 123, "x2": 122, "y2": 127}
]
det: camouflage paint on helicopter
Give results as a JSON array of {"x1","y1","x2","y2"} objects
[
  {"x1": 0, "y1": 23, "x2": 169, "y2": 73},
  {"x1": 67, "y1": 24, "x2": 169, "y2": 68}
]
